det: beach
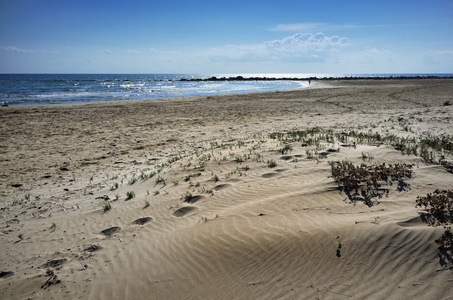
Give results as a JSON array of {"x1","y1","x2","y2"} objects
[{"x1": 1, "y1": 79, "x2": 452, "y2": 299}]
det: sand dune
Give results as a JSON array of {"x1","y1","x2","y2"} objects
[{"x1": 1, "y1": 79, "x2": 452, "y2": 299}]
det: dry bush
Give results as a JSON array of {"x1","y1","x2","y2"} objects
[
  {"x1": 331, "y1": 161, "x2": 413, "y2": 206},
  {"x1": 416, "y1": 189, "x2": 453, "y2": 249}
]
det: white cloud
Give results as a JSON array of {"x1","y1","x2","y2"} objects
[
  {"x1": 208, "y1": 33, "x2": 348, "y2": 62},
  {"x1": 432, "y1": 50, "x2": 453, "y2": 55},
  {"x1": 270, "y1": 23, "x2": 360, "y2": 32},
  {"x1": 367, "y1": 48, "x2": 391, "y2": 55},
  {"x1": 0, "y1": 46, "x2": 34, "y2": 53},
  {"x1": 150, "y1": 48, "x2": 181, "y2": 55},
  {"x1": 265, "y1": 33, "x2": 348, "y2": 53},
  {"x1": 126, "y1": 49, "x2": 140, "y2": 54},
  {"x1": 104, "y1": 49, "x2": 112, "y2": 54}
]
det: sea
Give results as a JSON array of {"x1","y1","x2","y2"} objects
[{"x1": 1, "y1": 73, "x2": 452, "y2": 106}]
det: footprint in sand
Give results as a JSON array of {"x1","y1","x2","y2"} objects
[
  {"x1": 100, "y1": 226, "x2": 121, "y2": 237},
  {"x1": 214, "y1": 183, "x2": 231, "y2": 191},
  {"x1": 262, "y1": 172, "x2": 278, "y2": 178},
  {"x1": 39, "y1": 258, "x2": 67, "y2": 269},
  {"x1": 280, "y1": 155, "x2": 293, "y2": 161},
  {"x1": 132, "y1": 217, "x2": 152, "y2": 225},
  {"x1": 183, "y1": 194, "x2": 204, "y2": 204},
  {"x1": 173, "y1": 206, "x2": 198, "y2": 217},
  {"x1": 84, "y1": 244, "x2": 102, "y2": 253}
]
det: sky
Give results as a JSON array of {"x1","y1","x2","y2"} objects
[{"x1": 1, "y1": 0, "x2": 452, "y2": 74}]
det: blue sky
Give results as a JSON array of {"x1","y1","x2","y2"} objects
[{"x1": 1, "y1": 0, "x2": 452, "y2": 74}]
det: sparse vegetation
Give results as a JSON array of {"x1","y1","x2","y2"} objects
[
  {"x1": 111, "y1": 182, "x2": 119, "y2": 191},
  {"x1": 155, "y1": 176, "x2": 166, "y2": 186},
  {"x1": 144, "y1": 200, "x2": 150, "y2": 209},
  {"x1": 267, "y1": 159, "x2": 277, "y2": 168},
  {"x1": 182, "y1": 191, "x2": 193, "y2": 203},
  {"x1": 279, "y1": 144, "x2": 293, "y2": 155},
  {"x1": 126, "y1": 191, "x2": 135, "y2": 200},
  {"x1": 103, "y1": 203, "x2": 112, "y2": 213}
]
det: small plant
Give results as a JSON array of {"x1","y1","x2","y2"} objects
[
  {"x1": 24, "y1": 194, "x2": 31, "y2": 201},
  {"x1": 126, "y1": 191, "x2": 135, "y2": 200},
  {"x1": 280, "y1": 144, "x2": 293, "y2": 155},
  {"x1": 103, "y1": 203, "x2": 112, "y2": 213},
  {"x1": 155, "y1": 176, "x2": 166, "y2": 186},
  {"x1": 144, "y1": 200, "x2": 150, "y2": 209},
  {"x1": 111, "y1": 182, "x2": 119, "y2": 191},
  {"x1": 182, "y1": 192, "x2": 193, "y2": 203},
  {"x1": 267, "y1": 159, "x2": 277, "y2": 168},
  {"x1": 361, "y1": 152, "x2": 374, "y2": 161},
  {"x1": 212, "y1": 174, "x2": 219, "y2": 182},
  {"x1": 18, "y1": 233, "x2": 23, "y2": 240},
  {"x1": 154, "y1": 190, "x2": 160, "y2": 196},
  {"x1": 51, "y1": 223, "x2": 57, "y2": 231}
]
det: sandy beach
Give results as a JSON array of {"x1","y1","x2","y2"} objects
[{"x1": 1, "y1": 79, "x2": 452, "y2": 299}]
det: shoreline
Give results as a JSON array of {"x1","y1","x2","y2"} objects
[
  {"x1": 178, "y1": 75, "x2": 453, "y2": 82},
  {"x1": 1, "y1": 76, "x2": 452, "y2": 107},
  {"x1": 1, "y1": 79, "x2": 452, "y2": 299}
]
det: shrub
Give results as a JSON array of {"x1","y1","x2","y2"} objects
[
  {"x1": 416, "y1": 189, "x2": 453, "y2": 225},
  {"x1": 416, "y1": 189, "x2": 453, "y2": 249},
  {"x1": 331, "y1": 161, "x2": 413, "y2": 206}
]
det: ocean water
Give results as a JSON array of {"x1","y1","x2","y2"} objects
[
  {"x1": 0, "y1": 73, "x2": 451, "y2": 106},
  {"x1": 0, "y1": 74, "x2": 307, "y2": 106}
]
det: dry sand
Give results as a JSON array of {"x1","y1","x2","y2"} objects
[{"x1": 0, "y1": 79, "x2": 452, "y2": 299}]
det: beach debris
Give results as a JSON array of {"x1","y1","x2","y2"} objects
[
  {"x1": 96, "y1": 195, "x2": 110, "y2": 201},
  {"x1": 41, "y1": 269, "x2": 60, "y2": 289}
]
